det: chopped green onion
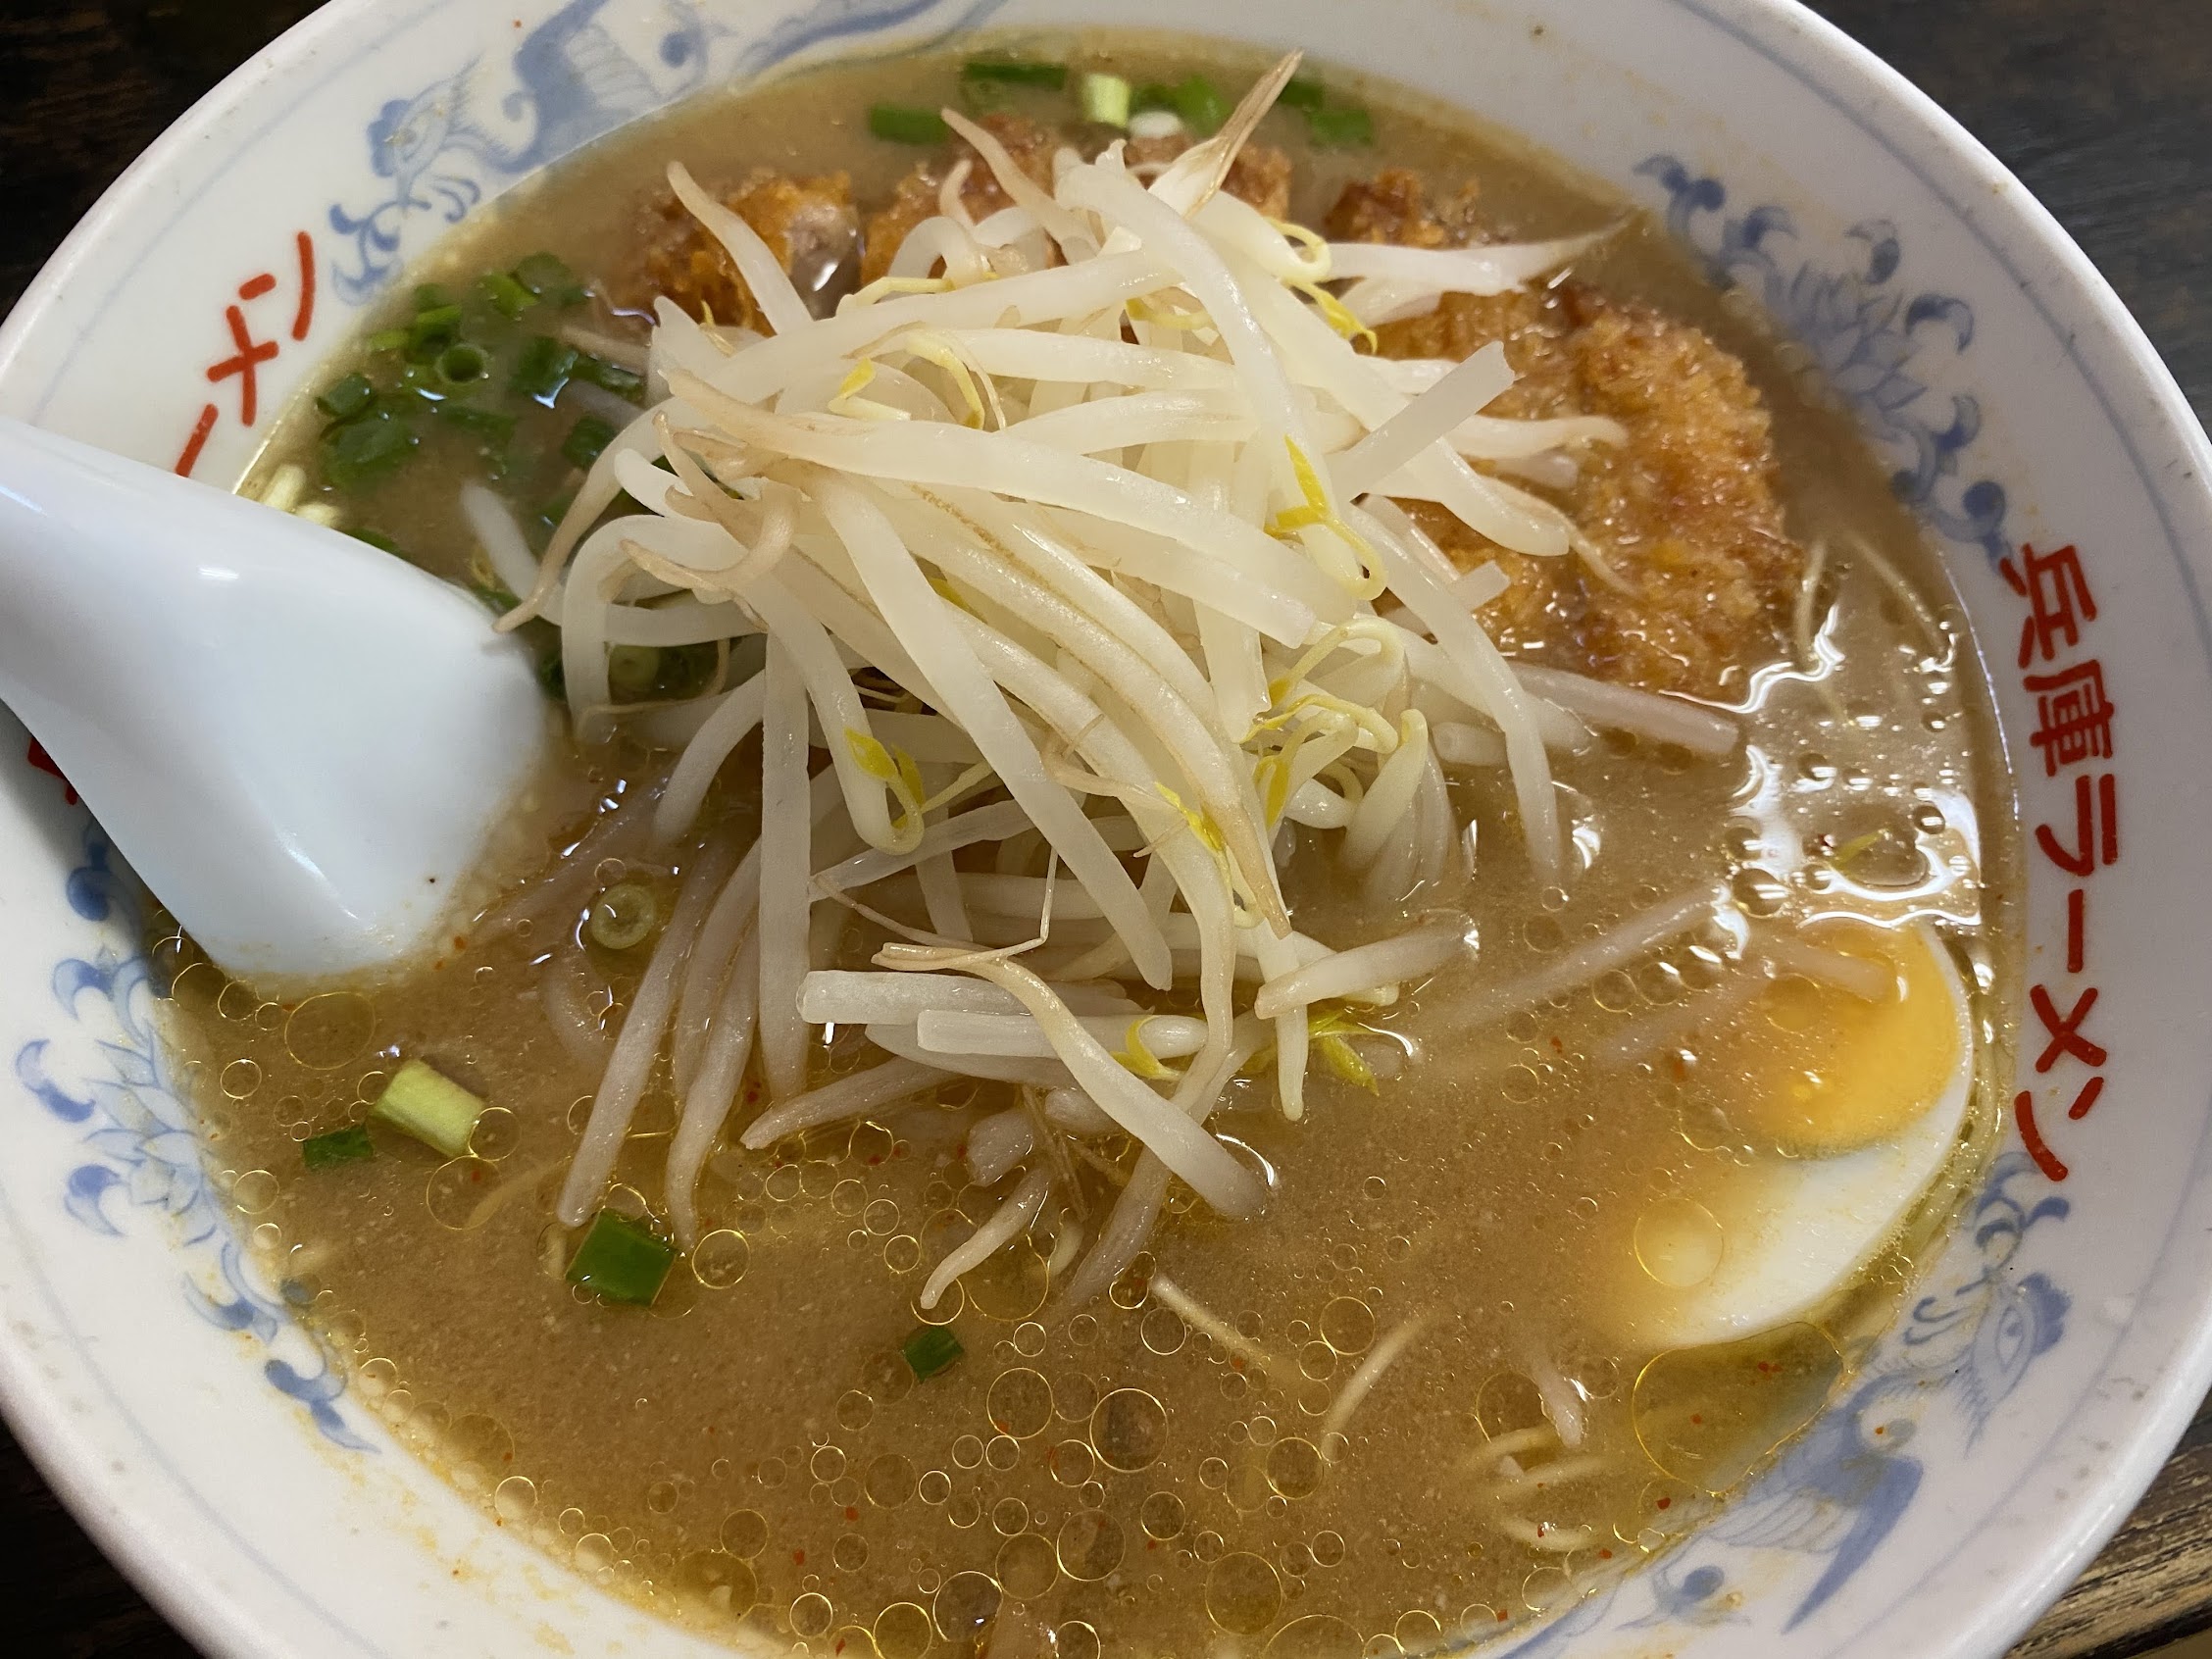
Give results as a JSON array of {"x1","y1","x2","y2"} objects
[
  {"x1": 1081, "y1": 72, "x2": 1131, "y2": 127},
  {"x1": 536, "y1": 650, "x2": 567, "y2": 699},
  {"x1": 589, "y1": 880, "x2": 661, "y2": 948},
  {"x1": 1307, "y1": 104, "x2": 1375, "y2": 148},
  {"x1": 1163, "y1": 75, "x2": 1229, "y2": 135},
  {"x1": 477, "y1": 270, "x2": 536, "y2": 321},
  {"x1": 903, "y1": 1324, "x2": 964, "y2": 1381},
  {"x1": 563, "y1": 413, "x2": 618, "y2": 470},
  {"x1": 413, "y1": 282, "x2": 452, "y2": 312},
  {"x1": 513, "y1": 335, "x2": 579, "y2": 400},
  {"x1": 960, "y1": 58, "x2": 1067, "y2": 89},
  {"x1": 471, "y1": 579, "x2": 522, "y2": 615},
  {"x1": 315, "y1": 373, "x2": 376, "y2": 422},
  {"x1": 366, "y1": 327, "x2": 409, "y2": 355},
  {"x1": 1279, "y1": 75, "x2": 1326, "y2": 113},
  {"x1": 869, "y1": 103, "x2": 950, "y2": 145},
  {"x1": 605, "y1": 644, "x2": 664, "y2": 699},
  {"x1": 345, "y1": 527, "x2": 400, "y2": 555},
  {"x1": 319, "y1": 405, "x2": 417, "y2": 491},
  {"x1": 1131, "y1": 81, "x2": 1177, "y2": 115},
  {"x1": 513, "y1": 251, "x2": 588, "y2": 307},
  {"x1": 435, "y1": 402, "x2": 516, "y2": 443},
  {"x1": 408, "y1": 303, "x2": 465, "y2": 356},
  {"x1": 435, "y1": 341, "x2": 491, "y2": 387},
  {"x1": 395, "y1": 361, "x2": 445, "y2": 402},
  {"x1": 567, "y1": 1209, "x2": 676, "y2": 1306},
  {"x1": 301, "y1": 1124, "x2": 375, "y2": 1170},
  {"x1": 573, "y1": 352, "x2": 646, "y2": 401},
  {"x1": 370, "y1": 1059, "x2": 484, "y2": 1158}
]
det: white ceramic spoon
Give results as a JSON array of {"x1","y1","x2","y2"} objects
[{"x1": 0, "y1": 418, "x2": 551, "y2": 983}]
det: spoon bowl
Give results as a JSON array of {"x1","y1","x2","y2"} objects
[{"x1": 0, "y1": 417, "x2": 550, "y2": 981}]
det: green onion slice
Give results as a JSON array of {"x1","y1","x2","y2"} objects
[
  {"x1": 408, "y1": 303, "x2": 465, "y2": 356},
  {"x1": 370, "y1": 1059, "x2": 484, "y2": 1159},
  {"x1": 301, "y1": 1124, "x2": 375, "y2": 1170},
  {"x1": 315, "y1": 373, "x2": 376, "y2": 422},
  {"x1": 1307, "y1": 104, "x2": 1375, "y2": 148},
  {"x1": 1171, "y1": 75, "x2": 1230, "y2": 135},
  {"x1": 903, "y1": 1324, "x2": 964, "y2": 1381},
  {"x1": 435, "y1": 341, "x2": 491, "y2": 387},
  {"x1": 513, "y1": 335, "x2": 579, "y2": 400},
  {"x1": 512, "y1": 251, "x2": 588, "y2": 307},
  {"x1": 573, "y1": 352, "x2": 646, "y2": 401},
  {"x1": 478, "y1": 270, "x2": 535, "y2": 321},
  {"x1": 604, "y1": 645, "x2": 664, "y2": 699},
  {"x1": 869, "y1": 103, "x2": 950, "y2": 145},
  {"x1": 1080, "y1": 73, "x2": 1131, "y2": 128},
  {"x1": 563, "y1": 413, "x2": 619, "y2": 470},
  {"x1": 319, "y1": 406, "x2": 417, "y2": 491},
  {"x1": 589, "y1": 880, "x2": 661, "y2": 948},
  {"x1": 567, "y1": 1210, "x2": 676, "y2": 1305},
  {"x1": 960, "y1": 58, "x2": 1067, "y2": 88}
]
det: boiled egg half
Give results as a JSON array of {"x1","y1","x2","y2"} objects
[{"x1": 1609, "y1": 917, "x2": 1975, "y2": 1349}]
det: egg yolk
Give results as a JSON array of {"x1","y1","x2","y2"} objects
[{"x1": 1712, "y1": 917, "x2": 1963, "y2": 1154}]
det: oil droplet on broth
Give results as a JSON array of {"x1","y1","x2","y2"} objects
[
  {"x1": 230, "y1": 1169, "x2": 279, "y2": 1216},
  {"x1": 426, "y1": 1158, "x2": 502, "y2": 1231},
  {"x1": 1090, "y1": 1388, "x2": 1169, "y2": 1472},
  {"x1": 1057, "y1": 1510, "x2": 1124, "y2": 1581},
  {"x1": 469, "y1": 1105, "x2": 521, "y2": 1160},
  {"x1": 1207, "y1": 1551, "x2": 1284, "y2": 1634},
  {"x1": 790, "y1": 1591, "x2": 835, "y2": 1638},
  {"x1": 1266, "y1": 1436, "x2": 1324, "y2": 1499},
  {"x1": 691, "y1": 1229, "x2": 749, "y2": 1289},
  {"x1": 875, "y1": 1602, "x2": 933, "y2": 1659},
  {"x1": 674, "y1": 1550, "x2": 757, "y2": 1623},
  {"x1": 997, "y1": 1530, "x2": 1059, "y2": 1598},
  {"x1": 493, "y1": 1475, "x2": 537, "y2": 1522},
  {"x1": 932, "y1": 1570, "x2": 1002, "y2": 1640},
  {"x1": 987, "y1": 1368, "x2": 1054, "y2": 1438},
  {"x1": 865, "y1": 1452, "x2": 917, "y2": 1507},
  {"x1": 1139, "y1": 1489, "x2": 1185, "y2": 1539},
  {"x1": 284, "y1": 991, "x2": 377, "y2": 1070},
  {"x1": 1634, "y1": 1197, "x2": 1725, "y2": 1290},
  {"x1": 719, "y1": 1509, "x2": 769, "y2": 1559},
  {"x1": 1631, "y1": 1323, "x2": 1843, "y2": 1492}
]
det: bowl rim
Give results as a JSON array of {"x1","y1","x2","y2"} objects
[{"x1": 2, "y1": 2, "x2": 2211, "y2": 1657}]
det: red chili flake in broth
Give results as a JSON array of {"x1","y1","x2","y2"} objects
[
  {"x1": 792, "y1": 1549, "x2": 806, "y2": 1565},
  {"x1": 1655, "y1": 1498, "x2": 1671, "y2": 1510},
  {"x1": 844, "y1": 1507, "x2": 859, "y2": 1522}
]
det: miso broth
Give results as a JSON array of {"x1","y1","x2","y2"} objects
[{"x1": 166, "y1": 30, "x2": 2020, "y2": 1657}]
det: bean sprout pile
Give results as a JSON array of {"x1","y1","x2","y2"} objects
[{"x1": 461, "y1": 53, "x2": 1740, "y2": 1310}]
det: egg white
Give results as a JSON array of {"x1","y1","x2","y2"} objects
[{"x1": 1612, "y1": 921, "x2": 1975, "y2": 1350}]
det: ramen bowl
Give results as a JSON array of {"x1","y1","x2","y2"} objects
[{"x1": 2, "y1": 1, "x2": 2210, "y2": 1655}]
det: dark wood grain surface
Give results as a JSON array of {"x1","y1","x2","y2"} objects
[{"x1": 2, "y1": 1, "x2": 2208, "y2": 1654}]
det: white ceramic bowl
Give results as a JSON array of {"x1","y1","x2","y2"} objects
[{"x1": 4, "y1": 2, "x2": 2211, "y2": 1655}]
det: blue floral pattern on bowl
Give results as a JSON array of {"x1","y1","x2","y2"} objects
[
  {"x1": 328, "y1": 0, "x2": 1008, "y2": 301},
  {"x1": 14, "y1": 827, "x2": 372, "y2": 1453},
  {"x1": 1639, "y1": 158, "x2": 2012, "y2": 566}
]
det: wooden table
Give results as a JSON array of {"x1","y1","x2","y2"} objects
[{"x1": 2, "y1": 0, "x2": 2209, "y2": 1653}]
